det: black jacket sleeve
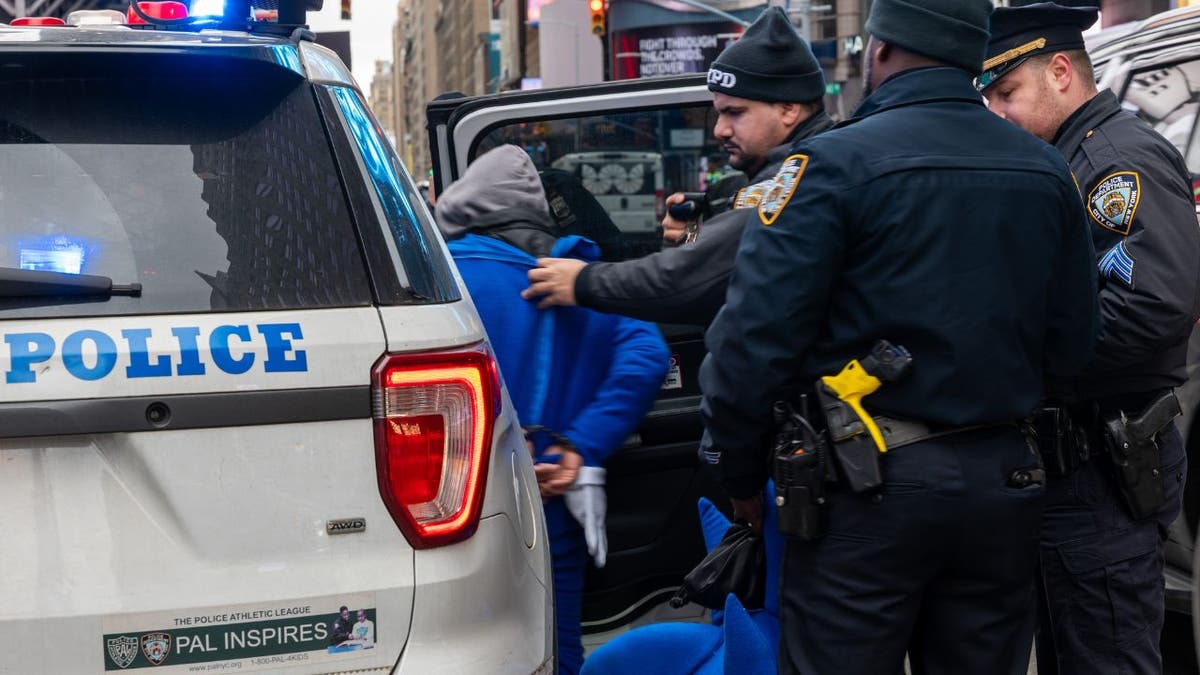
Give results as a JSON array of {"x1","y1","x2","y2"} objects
[
  {"x1": 699, "y1": 153, "x2": 846, "y2": 499},
  {"x1": 1044, "y1": 179, "x2": 1100, "y2": 377},
  {"x1": 1086, "y1": 144, "x2": 1200, "y2": 373},
  {"x1": 573, "y1": 208, "x2": 751, "y2": 326}
]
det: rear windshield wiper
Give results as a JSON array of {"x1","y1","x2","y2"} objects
[{"x1": 0, "y1": 267, "x2": 141, "y2": 298}]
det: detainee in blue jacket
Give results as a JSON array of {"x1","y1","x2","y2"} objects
[{"x1": 435, "y1": 144, "x2": 670, "y2": 675}]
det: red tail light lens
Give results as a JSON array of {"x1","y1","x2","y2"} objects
[
  {"x1": 372, "y1": 345, "x2": 499, "y2": 549},
  {"x1": 11, "y1": 17, "x2": 66, "y2": 26},
  {"x1": 126, "y1": 1, "x2": 188, "y2": 25},
  {"x1": 655, "y1": 188, "x2": 666, "y2": 222}
]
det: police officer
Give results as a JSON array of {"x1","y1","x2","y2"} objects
[
  {"x1": 699, "y1": 1, "x2": 1100, "y2": 673},
  {"x1": 522, "y1": 7, "x2": 833, "y2": 326},
  {"x1": 980, "y1": 4, "x2": 1200, "y2": 673}
]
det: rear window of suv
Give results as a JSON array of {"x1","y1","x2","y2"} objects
[{"x1": 0, "y1": 53, "x2": 372, "y2": 319}]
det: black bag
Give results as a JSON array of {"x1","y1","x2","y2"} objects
[{"x1": 668, "y1": 521, "x2": 765, "y2": 610}]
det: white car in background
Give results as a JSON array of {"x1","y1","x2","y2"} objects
[
  {"x1": 551, "y1": 151, "x2": 665, "y2": 234},
  {"x1": 0, "y1": 3, "x2": 552, "y2": 673}
]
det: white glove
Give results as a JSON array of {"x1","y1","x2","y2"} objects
[{"x1": 564, "y1": 466, "x2": 608, "y2": 568}]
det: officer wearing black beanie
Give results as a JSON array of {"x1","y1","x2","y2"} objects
[
  {"x1": 523, "y1": 7, "x2": 835, "y2": 327},
  {"x1": 700, "y1": 0, "x2": 1099, "y2": 673},
  {"x1": 706, "y1": 6, "x2": 825, "y2": 104}
]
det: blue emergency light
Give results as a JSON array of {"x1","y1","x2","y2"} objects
[{"x1": 123, "y1": 0, "x2": 322, "y2": 31}]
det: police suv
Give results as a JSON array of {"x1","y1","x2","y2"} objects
[{"x1": 0, "y1": 2, "x2": 552, "y2": 673}]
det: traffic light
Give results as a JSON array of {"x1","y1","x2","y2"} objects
[{"x1": 589, "y1": 0, "x2": 605, "y2": 36}]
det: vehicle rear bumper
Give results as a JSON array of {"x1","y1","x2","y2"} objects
[{"x1": 394, "y1": 513, "x2": 552, "y2": 674}]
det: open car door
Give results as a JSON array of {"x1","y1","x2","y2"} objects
[{"x1": 427, "y1": 74, "x2": 732, "y2": 636}]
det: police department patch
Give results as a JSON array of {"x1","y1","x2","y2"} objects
[
  {"x1": 106, "y1": 636, "x2": 138, "y2": 669},
  {"x1": 733, "y1": 177, "x2": 774, "y2": 210},
  {"x1": 1087, "y1": 171, "x2": 1141, "y2": 235},
  {"x1": 141, "y1": 632, "x2": 171, "y2": 666},
  {"x1": 758, "y1": 154, "x2": 809, "y2": 226}
]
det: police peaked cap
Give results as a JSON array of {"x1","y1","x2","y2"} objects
[
  {"x1": 707, "y1": 7, "x2": 825, "y2": 103},
  {"x1": 979, "y1": 2, "x2": 1099, "y2": 91}
]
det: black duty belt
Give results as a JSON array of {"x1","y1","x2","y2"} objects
[{"x1": 874, "y1": 415, "x2": 1012, "y2": 451}]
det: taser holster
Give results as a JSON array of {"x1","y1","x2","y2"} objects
[
  {"x1": 1102, "y1": 391, "x2": 1180, "y2": 520},
  {"x1": 815, "y1": 341, "x2": 912, "y2": 493}
]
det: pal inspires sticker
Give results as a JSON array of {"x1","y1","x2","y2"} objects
[
  {"x1": 1088, "y1": 171, "x2": 1141, "y2": 235},
  {"x1": 758, "y1": 154, "x2": 809, "y2": 226},
  {"x1": 101, "y1": 592, "x2": 378, "y2": 672}
]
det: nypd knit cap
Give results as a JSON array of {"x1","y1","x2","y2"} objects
[
  {"x1": 865, "y1": 0, "x2": 993, "y2": 75},
  {"x1": 707, "y1": 7, "x2": 825, "y2": 103}
]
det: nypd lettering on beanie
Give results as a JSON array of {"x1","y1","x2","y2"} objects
[{"x1": 706, "y1": 7, "x2": 825, "y2": 103}]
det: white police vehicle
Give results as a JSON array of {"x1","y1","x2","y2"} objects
[{"x1": 0, "y1": 2, "x2": 552, "y2": 673}]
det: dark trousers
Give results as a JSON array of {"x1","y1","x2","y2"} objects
[
  {"x1": 778, "y1": 427, "x2": 1044, "y2": 675},
  {"x1": 1034, "y1": 425, "x2": 1186, "y2": 675},
  {"x1": 546, "y1": 498, "x2": 588, "y2": 675}
]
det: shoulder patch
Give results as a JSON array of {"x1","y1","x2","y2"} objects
[
  {"x1": 1098, "y1": 240, "x2": 1135, "y2": 289},
  {"x1": 1087, "y1": 171, "x2": 1141, "y2": 235},
  {"x1": 758, "y1": 154, "x2": 809, "y2": 226},
  {"x1": 733, "y1": 177, "x2": 774, "y2": 210}
]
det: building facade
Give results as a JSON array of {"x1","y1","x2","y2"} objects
[
  {"x1": 368, "y1": 60, "x2": 397, "y2": 147},
  {"x1": 391, "y1": 0, "x2": 495, "y2": 179},
  {"x1": 380, "y1": 0, "x2": 1187, "y2": 179}
]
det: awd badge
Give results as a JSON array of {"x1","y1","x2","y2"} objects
[{"x1": 327, "y1": 518, "x2": 367, "y2": 535}]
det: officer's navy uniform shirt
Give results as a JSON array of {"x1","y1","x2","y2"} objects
[
  {"x1": 1051, "y1": 89, "x2": 1200, "y2": 401},
  {"x1": 699, "y1": 67, "x2": 1100, "y2": 499}
]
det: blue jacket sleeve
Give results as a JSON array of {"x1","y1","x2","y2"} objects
[
  {"x1": 562, "y1": 317, "x2": 670, "y2": 467},
  {"x1": 699, "y1": 151, "x2": 847, "y2": 499}
]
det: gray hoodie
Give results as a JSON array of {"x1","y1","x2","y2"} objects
[{"x1": 435, "y1": 144, "x2": 551, "y2": 241}]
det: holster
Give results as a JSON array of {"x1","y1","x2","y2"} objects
[
  {"x1": 1031, "y1": 406, "x2": 1090, "y2": 477},
  {"x1": 1101, "y1": 391, "x2": 1180, "y2": 520},
  {"x1": 814, "y1": 384, "x2": 883, "y2": 494},
  {"x1": 770, "y1": 400, "x2": 832, "y2": 540}
]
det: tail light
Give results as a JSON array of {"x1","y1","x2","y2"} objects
[
  {"x1": 372, "y1": 344, "x2": 499, "y2": 549},
  {"x1": 655, "y1": 188, "x2": 666, "y2": 222},
  {"x1": 11, "y1": 16, "x2": 66, "y2": 26},
  {"x1": 126, "y1": 1, "x2": 188, "y2": 25}
]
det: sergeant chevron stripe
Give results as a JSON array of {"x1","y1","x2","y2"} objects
[{"x1": 1098, "y1": 240, "x2": 1135, "y2": 288}]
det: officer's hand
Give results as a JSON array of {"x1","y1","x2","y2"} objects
[
  {"x1": 661, "y1": 192, "x2": 692, "y2": 245},
  {"x1": 730, "y1": 494, "x2": 764, "y2": 535},
  {"x1": 533, "y1": 446, "x2": 583, "y2": 498},
  {"x1": 522, "y1": 258, "x2": 586, "y2": 308}
]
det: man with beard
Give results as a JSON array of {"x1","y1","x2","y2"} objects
[
  {"x1": 699, "y1": 0, "x2": 1100, "y2": 672},
  {"x1": 980, "y1": 4, "x2": 1200, "y2": 673},
  {"x1": 522, "y1": 7, "x2": 832, "y2": 326}
]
